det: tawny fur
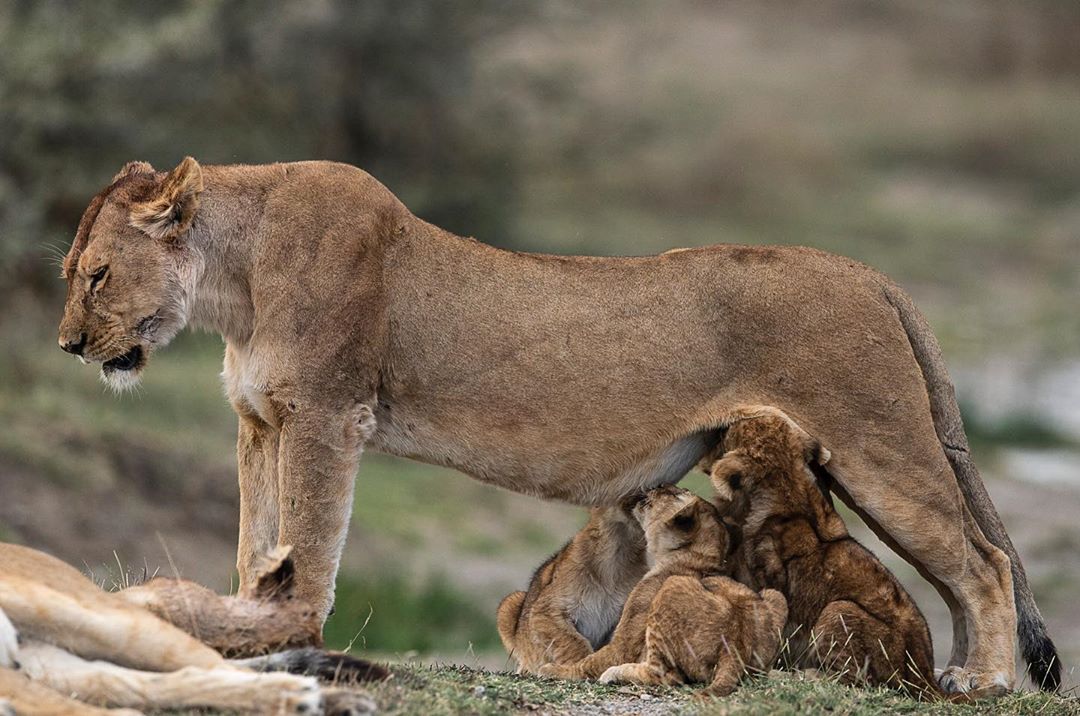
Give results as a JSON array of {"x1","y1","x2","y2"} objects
[
  {"x1": 539, "y1": 486, "x2": 736, "y2": 681},
  {"x1": 496, "y1": 506, "x2": 646, "y2": 674},
  {"x1": 58, "y1": 158, "x2": 1058, "y2": 692},
  {"x1": 704, "y1": 409, "x2": 960, "y2": 696},
  {"x1": 599, "y1": 575, "x2": 787, "y2": 697}
]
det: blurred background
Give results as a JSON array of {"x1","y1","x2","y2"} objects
[{"x1": 1, "y1": 0, "x2": 1078, "y2": 682}]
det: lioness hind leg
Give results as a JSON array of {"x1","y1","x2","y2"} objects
[
  {"x1": 827, "y1": 481, "x2": 969, "y2": 670},
  {"x1": 18, "y1": 643, "x2": 321, "y2": 714},
  {"x1": 824, "y1": 446, "x2": 1015, "y2": 693}
]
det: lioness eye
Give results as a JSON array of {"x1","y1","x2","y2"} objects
[{"x1": 90, "y1": 265, "x2": 108, "y2": 291}]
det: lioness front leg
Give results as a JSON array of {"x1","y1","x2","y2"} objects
[
  {"x1": 235, "y1": 411, "x2": 281, "y2": 593},
  {"x1": 276, "y1": 402, "x2": 375, "y2": 619}
]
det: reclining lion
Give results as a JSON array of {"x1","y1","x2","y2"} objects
[
  {"x1": 0, "y1": 542, "x2": 386, "y2": 714},
  {"x1": 57, "y1": 158, "x2": 1059, "y2": 693}
]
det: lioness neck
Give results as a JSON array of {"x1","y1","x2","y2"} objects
[{"x1": 183, "y1": 164, "x2": 287, "y2": 344}]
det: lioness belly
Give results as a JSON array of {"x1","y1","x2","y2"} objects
[{"x1": 369, "y1": 403, "x2": 714, "y2": 504}]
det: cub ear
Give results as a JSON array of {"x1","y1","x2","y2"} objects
[
  {"x1": 130, "y1": 156, "x2": 203, "y2": 239},
  {"x1": 112, "y1": 160, "x2": 155, "y2": 183},
  {"x1": 707, "y1": 453, "x2": 744, "y2": 504},
  {"x1": 669, "y1": 502, "x2": 699, "y2": 534},
  {"x1": 243, "y1": 545, "x2": 295, "y2": 600},
  {"x1": 804, "y1": 437, "x2": 831, "y2": 466}
]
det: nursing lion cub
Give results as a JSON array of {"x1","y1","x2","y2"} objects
[
  {"x1": 497, "y1": 505, "x2": 646, "y2": 673},
  {"x1": 705, "y1": 407, "x2": 943, "y2": 694},
  {"x1": 539, "y1": 486, "x2": 786, "y2": 695}
]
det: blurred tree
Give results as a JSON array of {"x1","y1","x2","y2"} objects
[{"x1": 0, "y1": 0, "x2": 534, "y2": 298}]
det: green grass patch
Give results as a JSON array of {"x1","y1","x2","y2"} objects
[
  {"x1": 325, "y1": 574, "x2": 499, "y2": 654},
  {"x1": 365, "y1": 664, "x2": 1080, "y2": 716}
]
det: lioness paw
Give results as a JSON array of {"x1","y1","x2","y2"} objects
[{"x1": 938, "y1": 665, "x2": 1010, "y2": 697}]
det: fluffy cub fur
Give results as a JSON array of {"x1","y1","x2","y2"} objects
[
  {"x1": 497, "y1": 506, "x2": 646, "y2": 673},
  {"x1": 599, "y1": 574, "x2": 787, "y2": 696},
  {"x1": 541, "y1": 486, "x2": 784, "y2": 695},
  {"x1": 705, "y1": 408, "x2": 939, "y2": 694}
]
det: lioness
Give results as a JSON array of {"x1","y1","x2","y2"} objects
[
  {"x1": 705, "y1": 407, "x2": 946, "y2": 695},
  {"x1": 496, "y1": 505, "x2": 646, "y2": 674},
  {"x1": 58, "y1": 158, "x2": 1058, "y2": 692},
  {"x1": 539, "y1": 486, "x2": 744, "y2": 681},
  {"x1": 0, "y1": 542, "x2": 383, "y2": 714}
]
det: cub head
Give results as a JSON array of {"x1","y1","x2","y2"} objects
[
  {"x1": 625, "y1": 485, "x2": 728, "y2": 567},
  {"x1": 708, "y1": 411, "x2": 831, "y2": 518},
  {"x1": 58, "y1": 158, "x2": 204, "y2": 390}
]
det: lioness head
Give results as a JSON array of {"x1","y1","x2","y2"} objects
[
  {"x1": 707, "y1": 412, "x2": 831, "y2": 517},
  {"x1": 58, "y1": 158, "x2": 204, "y2": 390},
  {"x1": 626, "y1": 485, "x2": 728, "y2": 566}
]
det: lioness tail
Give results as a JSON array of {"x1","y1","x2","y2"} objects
[{"x1": 883, "y1": 281, "x2": 1060, "y2": 691}]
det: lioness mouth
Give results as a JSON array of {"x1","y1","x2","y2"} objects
[{"x1": 103, "y1": 345, "x2": 143, "y2": 372}]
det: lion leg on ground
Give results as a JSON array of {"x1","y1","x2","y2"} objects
[
  {"x1": 810, "y1": 600, "x2": 902, "y2": 687},
  {"x1": 277, "y1": 404, "x2": 373, "y2": 620},
  {"x1": 18, "y1": 643, "x2": 321, "y2": 714},
  {"x1": 600, "y1": 620, "x2": 688, "y2": 687},
  {"x1": 827, "y1": 448, "x2": 1015, "y2": 693},
  {"x1": 0, "y1": 582, "x2": 224, "y2": 672},
  {"x1": 0, "y1": 666, "x2": 140, "y2": 716},
  {"x1": 235, "y1": 410, "x2": 282, "y2": 593},
  {"x1": 701, "y1": 653, "x2": 742, "y2": 698},
  {"x1": 827, "y1": 481, "x2": 968, "y2": 670}
]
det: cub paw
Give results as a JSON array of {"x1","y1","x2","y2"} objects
[
  {"x1": 598, "y1": 666, "x2": 625, "y2": 684},
  {"x1": 537, "y1": 663, "x2": 578, "y2": 680}
]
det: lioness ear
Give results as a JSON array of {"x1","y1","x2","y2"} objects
[
  {"x1": 112, "y1": 160, "x2": 155, "y2": 183},
  {"x1": 130, "y1": 156, "x2": 203, "y2": 239}
]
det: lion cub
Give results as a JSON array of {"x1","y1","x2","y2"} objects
[
  {"x1": 496, "y1": 505, "x2": 646, "y2": 674},
  {"x1": 541, "y1": 486, "x2": 786, "y2": 695},
  {"x1": 705, "y1": 407, "x2": 938, "y2": 693}
]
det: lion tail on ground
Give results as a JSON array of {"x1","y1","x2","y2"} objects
[
  {"x1": 883, "y1": 282, "x2": 1061, "y2": 691},
  {"x1": 235, "y1": 647, "x2": 390, "y2": 683}
]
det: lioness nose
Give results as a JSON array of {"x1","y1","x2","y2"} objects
[{"x1": 60, "y1": 333, "x2": 87, "y2": 356}]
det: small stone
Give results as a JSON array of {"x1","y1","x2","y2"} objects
[
  {"x1": 472, "y1": 685, "x2": 486, "y2": 697},
  {"x1": 639, "y1": 693, "x2": 653, "y2": 701}
]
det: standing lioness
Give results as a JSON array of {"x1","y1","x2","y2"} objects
[{"x1": 58, "y1": 158, "x2": 1058, "y2": 694}]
